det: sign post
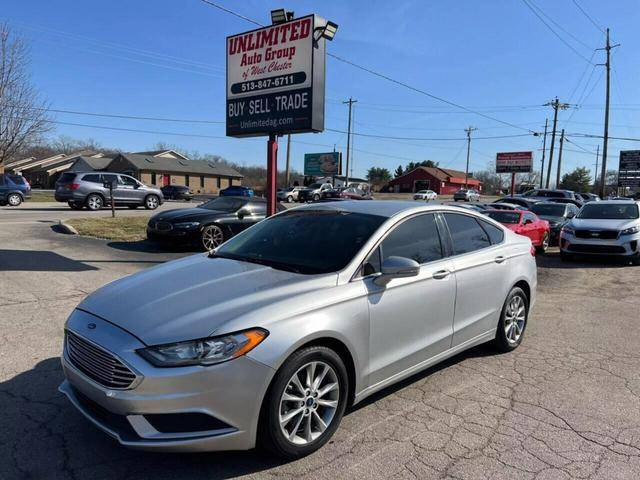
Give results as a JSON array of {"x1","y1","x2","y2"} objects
[
  {"x1": 103, "y1": 180, "x2": 116, "y2": 218},
  {"x1": 496, "y1": 151, "x2": 533, "y2": 196},
  {"x1": 226, "y1": 13, "x2": 330, "y2": 216}
]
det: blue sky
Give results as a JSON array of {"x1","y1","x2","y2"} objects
[{"x1": 4, "y1": 0, "x2": 640, "y2": 179}]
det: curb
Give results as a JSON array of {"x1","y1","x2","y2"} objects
[{"x1": 57, "y1": 220, "x2": 78, "y2": 235}]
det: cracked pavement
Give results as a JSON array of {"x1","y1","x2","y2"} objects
[{"x1": 2, "y1": 204, "x2": 640, "y2": 479}]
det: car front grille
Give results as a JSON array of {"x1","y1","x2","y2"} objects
[
  {"x1": 568, "y1": 244, "x2": 626, "y2": 254},
  {"x1": 65, "y1": 330, "x2": 137, "y2": 389},
  {"x1": 574, "y1": 229, "x2": 619, "y2": 240}
]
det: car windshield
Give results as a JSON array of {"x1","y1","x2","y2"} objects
[
  {"x1": 199, "y1": 197, "x2": 246, "y2": 212},
  {"x1": 213, "y1": 210, "x2": 386, "y2": 274},
  {"x1": 486, "y1": 211, "x2": 521, "y2": 224},
  {"x1": 308, "y1": 183, "x2": 322, "y2": 189},
  {"x1": 531, "y1": 203, "x2": 566, "y2": 216},
  {"x1": 577, "y1": 203, "x2": 639, "y2": 220}
]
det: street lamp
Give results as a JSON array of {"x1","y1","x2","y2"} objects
[{"x1": 271, "y1": 9, "x2": 293, "y2": 24}]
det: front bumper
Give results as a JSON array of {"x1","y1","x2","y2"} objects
[
  {"x1": 146, "y1": 226, "x2": 200, "y2": 245},
  {"x1": 59, "y1": 310, "x2": 275, "y2": 452},
  {"x1": 559, "y1": 231, "x2": 640, "y2": 257}
]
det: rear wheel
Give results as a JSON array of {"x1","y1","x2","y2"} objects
[
  {"x1": 493, "y1": 287, "x2": 528, "y2": 352},
  {"x1": 536, "y1": 232, "x2": 550, "y2": 254},
  {"x1": 85, "y1": 194, "x2": 103, "y2": 211},
  {"x1": 7, "y1": 193, "x2": 22, "y2": 206},
  {"x1": 259, "y1": 346, "x2": 348, "y2": 459},
  {"x1": 144, "y1": 194, "x2": 159, "y2": 210}
]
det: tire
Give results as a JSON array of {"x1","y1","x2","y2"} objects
[
  {"x1": 85, "y1": 193, "x2": 104, "y2": 211},
  {"x1": 259, "y1": 346, "x2": 349, "y2": 459},
  {"x1": 7, "y1": 193, "x2": 22, "y2": 207},
  {"x1": 536, "y1": 232, "x2": 550, "y2": 254},
  {"x1": 287, "y1": 195, "x2": 294, "y2": 203},
  {"x1": 128, "y1": 205, "x2": 139, "y2": 209},
  {"x1": 144, "y1": 194, "x2": 159, "y2": 210},
  {"x1": 560, "y1": 251, "x2": 573, "y2": 262},
  {"x1": 493, "y1": 286, "x2": 528, "y2": 353},
  {"x1": 200, "y1": 224, "x2": 225, "y2": 251},
  {"x1": 313, "y1": 194, "x2": 320, "y2": 202},
  {"x1": 68, "y1": 202, "x2": 83, "y2": 210}
]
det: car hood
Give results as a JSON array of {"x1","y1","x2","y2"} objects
[
  {"x1": 569, "y1": 218, "x2": 637, "y2": 230},
  {"x1": 78, "y1": 254, "x2": 337, "y2": 345},
  {"x1": 150, "y1": 207, "x2": 229, "y2": 223}
]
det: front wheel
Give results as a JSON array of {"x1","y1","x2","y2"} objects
[
  {"x1": 259, "y1": 346, "x2": 348, "y2": 459},
  {"x1": 7, "y1": 193, "x2": 22, "y2": 206},
  {"x1": 287, "y1": 195, "x2": 294, "y2": 203},
  {"x1": 536, "y1": 232, "x2": 549, "y2": 254},
  {"x1": 200, "y1": 224, "x2": 225, "y2": 251},
  {"x1": 313, "y1": 194, "x2": 320, "y2": 202},
  {"x1": 144, "y1": 195, "x2": 159, "y2": 210},
  {"x1": 493, "y1": 287, "x2": 528, "y2": 352}
]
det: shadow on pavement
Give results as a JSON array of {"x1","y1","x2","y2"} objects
[
  {"x1": 0, "y1": 249, "x2": 99, "y2": 272},
  {"x1": 107, "y1": 240, "x2": 198, "y2": 254},
  {"x1": 2, "y1": 358, "x2": 286, "y2": 480},
  {"x1": 536, "y1": 250, "x2": 635, "y2": 269}
]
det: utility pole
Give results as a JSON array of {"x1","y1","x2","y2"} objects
[
  {"x1": 284, "y1": 134, "x2": 291, "y2": 187},
  {"x1": 343, "y1": 97, "x2": 357, "y2": 187},
  {"x1": 594, "y1": 145, "x2": 600, "y2": 190},
  {"x1": 556, "y1": 129, "x2": 565, "y2": 187},
  {"x1": 540, "y1": 118, "x2": 548, "y2": 188},
  {"x1": 597, "y1": 28, "x2": 620, "y2": 198},
  {"x1": 464, "y1": 126, "x2": 477, "y2": 188},
  {"x1": 544, "y1": 97, "x2": 570, "y2": 188}
]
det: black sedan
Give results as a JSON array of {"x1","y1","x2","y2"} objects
[
  {"x1": 529, "y1": 201, "x2": 579, "y2": 245},
  {"x1": 147, "y1": 196, "x2": 282, "y2": 250},
  {"x1": 161, "y1": 185, "x2": 193, "y2": 201}
]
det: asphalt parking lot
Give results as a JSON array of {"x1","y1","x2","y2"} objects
[{"x1": 2, "y1": 202, "x2": 640, "y2": 479}]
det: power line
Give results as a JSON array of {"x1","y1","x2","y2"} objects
[
  {"x1": 198, "y1": 0, "x2": 538, "y2": 134},
  {"x1": 525, "y1": 0, "x2": 594, "y2": 50},
  {"x1": 571, "y1": 0, "x2": 606, "y2": 34},
  {"x1": 325, "y1": 128, "x2": 533, "y2": 142},
  {"x1": 520, "y1": 0, "x2": 595, "y2": 64}
]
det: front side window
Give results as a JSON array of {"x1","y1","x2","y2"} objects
[
  {"x1": 443, "y1": 213, "x2": 491, "y2": 255},
  {"x1": 380, "y1": 214, "x2": 443, "y2": 265},
  {"x1": 119, "y1": 175, "x2": 138, "y2": 186},
  {"x1": 215, "y1": 210, "x2": 386, "y2": 274}
]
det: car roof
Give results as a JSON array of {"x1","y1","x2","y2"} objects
[
  {"x1": 293, "y1": 200, "x2": 480, "y2": 218},
  {"x1": 486, "y1": 209, "x2": 525, "y2": 214}
]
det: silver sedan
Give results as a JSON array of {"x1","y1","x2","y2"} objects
[{"x1": 59, "y1": 201, "x2": 537, "y2": 458}]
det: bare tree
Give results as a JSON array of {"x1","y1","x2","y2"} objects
[{"x1": 0, "y1": 23, "x2": 52, "y2": 168}]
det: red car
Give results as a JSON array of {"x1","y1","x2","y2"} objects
[
  {"x1": 485, "y1": 209, "x2": 550, "y2": 254},
  {"x1": 339, "y1": 187, "x2": 372, "y2": 200}
]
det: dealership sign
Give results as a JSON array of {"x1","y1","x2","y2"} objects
[
  {"x1": 618, "y1": 150, "x2": 640, "y2": 188},
  {"x1": 304, "y1": 152, "x2": 341, "y2": 176},
  {"x1": 496, "y1": 151, "x2": 533, "y2": 173},
  {"x1": 226, "y1": 15, "x2": 326, "y2": 137}
]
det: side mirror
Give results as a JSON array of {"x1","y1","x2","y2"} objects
[
  {"x1": 237, "y1": 208, "x2": 250, "y2": 219},
  {"x1": 374, "y1": 256, "x2": 420, "y2": 286}
]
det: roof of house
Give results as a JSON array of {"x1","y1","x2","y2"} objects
[
  {"x1": 117, "y1": 153, "x2": 243, "y2": 178},
  {"x1": 81, "y1": 156, "x2": 114, "y2": 170},
  {"x1": 133, "y1": 149, "x2": 189, "y2": 160},
  {"x1": 390, "y1": 166, "x2": 481, "y2": 185}
]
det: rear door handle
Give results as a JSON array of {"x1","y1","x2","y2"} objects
[
  {"x1": 494, "y1": 256, "x2": 506, "y2": 264},
  {"x1": 432, "y1": 269, "x2": 450, "y2": 280}
]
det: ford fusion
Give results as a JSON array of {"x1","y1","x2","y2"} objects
[
  {"x1": 59, "y1": 201, "x2": 537, "y2": 458},
  {"x1": 559, "y1": 200, "x2": 640, "y2": 264}
]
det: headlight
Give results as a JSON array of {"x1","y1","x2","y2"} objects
[
  {"x1": 561, "y1": 225, "x2": 575, "y2": 235},
  {"x1": 174, "y1": 221, "x2": 200, "y2": 229},
  {"x1": 621, "y1": 225, "x2": 640, "y2": 235},
  {"x1": 138, "y1": 328, "x2": 268, "y2": 367}
]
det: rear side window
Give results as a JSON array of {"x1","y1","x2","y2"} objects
[
  {"x1": 380, "y1": 214, "x2": 443, "y2": 264},
  {"x1": 479, "y1": 219, "x2": 505, "y2": 245},
  {"x1": 443, "y1": 213, "x2": 491, "y2": 255},
  {"x1": 82, "y1": 174, "x2": 101, "y2": 183}
]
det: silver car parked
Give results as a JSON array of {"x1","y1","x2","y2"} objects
[
  {"x1": 55, "y1": 172, "x2": 164, "y2": 210},
  {"x1": 59, "y1": 201, "x2": 537, "y2": 458}
]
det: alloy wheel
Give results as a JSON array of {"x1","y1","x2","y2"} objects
[
  {"x1": 504, "y1": 295, "x2": 526, "y2": 344},
  {"x1": 87, "y1": 195, "x2": 103, "y2": 210},
  {"x1": 287, "y1": 195, "x2": 294, "y2": 203},
  {"x1": 541, "y1": 233, "x2": 549, "y2": 250},
  {"x1": 201, "y1": 225, "x2": 224, "y2": 250},
  {"x1": 146, "y1": 195, "x2": 159, "y2": 209},
  {"x1": 8, "y1": 194, "x2": 21, "y2": 206},
  {"x1": 278, "y1": 361, "x2": 340, "y2": 445}
]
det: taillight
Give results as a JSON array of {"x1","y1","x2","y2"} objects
[{"x1": 68, "y1": 183, "x2": 80, "y2": 190}]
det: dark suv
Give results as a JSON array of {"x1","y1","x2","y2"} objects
[
  {"x1": 0, "y1": 173, "x2": 31, "y2": 206},
  {"x1": 55, "y1": 172, "x2": 164, "y2": 210},
  {"x1": 521, "y1": 189, "x2": 582, "y2": 204}
]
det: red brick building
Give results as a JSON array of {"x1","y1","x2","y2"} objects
[{"x1": 387, "y1": 167, "x2": 482, "y2": 194}]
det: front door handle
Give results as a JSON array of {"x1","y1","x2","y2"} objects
[
  {"x1": 494, "y1": 256, "x2": 506, "y2": 264},
  {"x1": 432, "y1": 269, "x2": 450, "y2": 280}
]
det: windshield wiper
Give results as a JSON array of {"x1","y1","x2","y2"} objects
[{"x1": 208, "y1": 252, "x2": 307, "y2": 274}]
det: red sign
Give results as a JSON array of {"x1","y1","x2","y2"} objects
[{"x1": 496, "y1": 151, "x2": 533, "y2": 173}]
